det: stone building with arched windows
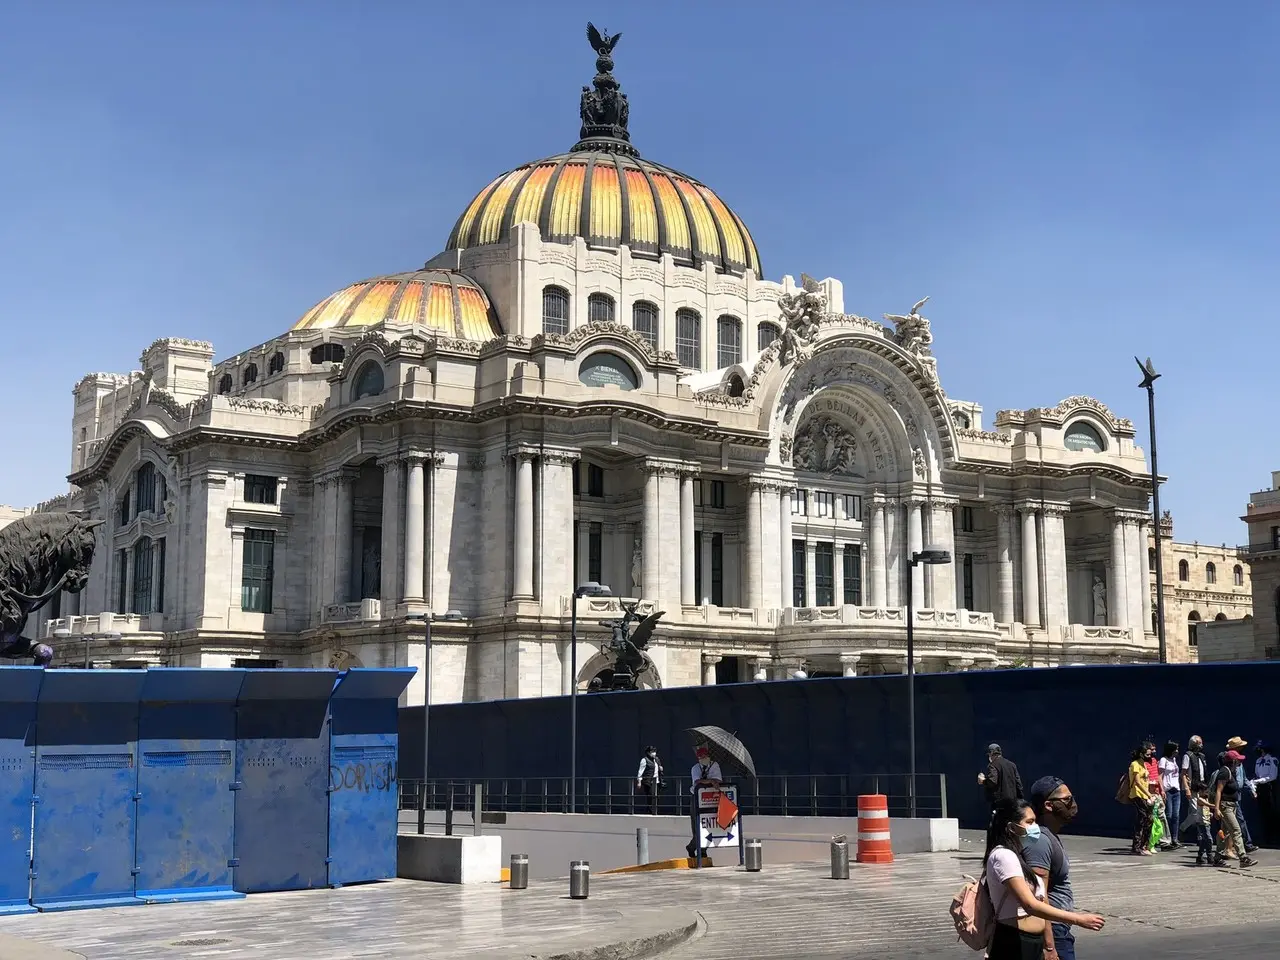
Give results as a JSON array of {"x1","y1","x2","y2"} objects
[{"x1": 33, "y1": 30, "x2": 1170, "y2": 700}]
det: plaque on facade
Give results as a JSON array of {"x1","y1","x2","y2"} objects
[
  {"x1": 1064, "y1": 421, "x2": 1106, "y2": 453},
  {"x1": 579, "y1": 351, "x2": 639, "y2": 390}
]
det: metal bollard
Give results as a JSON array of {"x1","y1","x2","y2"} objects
[
  {"x1": 830, "y1": 836, "x2": 849, "y2": 879},
  {"x1": 509, "y1": 853, "x2": 529, "y2": 890},
  {"x1": 569, "y1": 860, "x2": 590, "y2": 899},
  {"x1": 744, "y1": 838, "x2": 763, "y2": 872},
  {"x1": 636, "y1": 826, "x2": 649, "y2": 866}
]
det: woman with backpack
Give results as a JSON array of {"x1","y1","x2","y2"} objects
[{"x1": 984, "y1": 798, "x2": 1105, "y2": 959}]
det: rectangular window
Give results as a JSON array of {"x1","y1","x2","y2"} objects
[
  {"x1": 792, "y1": 539, "x2": 807, "y2": 607},
  {"x1": 115, "y1": 548, "x2": 128, "y2": 613},
  {"x1": 118, "y1": 493, "x2": 130, "y2": 528},
  {"x1": 790, "y1": 489, "x2": 807, "y2": 516},
  {"x1": 716, "y1": 316, "x2": 742, "y2": 368},
  {"x1": 843, "y1": 544, "x2": 863, "y2": 605},
  {"x1": 676, "y1": 309, "x2": 701, "y2": 368},
  {"x1": 710, "y1": 533, "x2": 724, "y2": 606},
  {"x1": 588, "y1": 522, "x2": 602, "y2": 584},
  {"x1": 709, "y1": 480, "x2": 725, "y2": 509},
  {"x1": 694, "y1": 531, "x2": 703, "y2": 600},
  {"x1": 241, "y1": 528, "x2": 276, "y2": 613},
  {"x1": 245, "y1": 474, "x2": 279, "y2": 505},
  {"x1": 815, "y1": 542, "x2": 835, "y2": 606},
  {"x1": 587, "y1": 464, "x2": 604, "y2": 498},
  {"x1": 814, "y1": 492, "x2": 834, "y2": 518},
  {"x1": 131, "y1": 538, "x2": 153, "y2": 615},
  {"x1": 632, "y1": 301, "x2": 658, "y2": 349},
  {"x1": 960, "y1": 506, "x2": 975, "y2": 533},
  {"x1": 963, "y1": 553, "x2": 974, "y2": 609},
  {"x1": 155, "y1": 538, "x2": 166, "y2": 613},
  {"x1": 135, "y1": 464, "x2": 156, "y2": 515},
  {"x1": 842, "y1": 495, "x2": 862, "y2": 521}
]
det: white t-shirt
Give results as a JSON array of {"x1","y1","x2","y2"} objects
[
  {"x1": 985, "y1": 846, "x2": 1047, "y2": 922},
  {"x1": 689, "y1": 761, "x2": 723, "y2": 793},
  {"x1": 1158, "y1": 757, "x2": 1181, "y2": 793}
]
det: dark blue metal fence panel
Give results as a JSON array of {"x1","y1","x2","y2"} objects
[
  {"x1": 136, "y1": 669, "x2": 246, "y2": 903},
  {"x1": 32, "y1": 670, "x2": 146, "y2": 911},
  {"x1": 0, "y1": 668, "x2": 43, "y2": 915},
  {"x1": 233, "y1": 670, "x2": 338, "y2": 893},
  {"x1": 327, "y1": 669, "x2": 414, "y2": 887}
]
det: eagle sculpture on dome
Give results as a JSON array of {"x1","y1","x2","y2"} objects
[{"x1": 586, "y1": 23, "x2": 622, "y2": 56}]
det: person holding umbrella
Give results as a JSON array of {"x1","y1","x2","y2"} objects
[{"x1": 686, "y1": 744, "x2": 723, "y2": 858}]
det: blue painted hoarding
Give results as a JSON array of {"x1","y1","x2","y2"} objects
[{"x1": 0, "y1": 668, "x2": 42, "y2": 915}]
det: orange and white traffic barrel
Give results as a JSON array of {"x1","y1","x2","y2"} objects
[{"x1": 856, "y1": 794, "x2": 893, "y2": 864}]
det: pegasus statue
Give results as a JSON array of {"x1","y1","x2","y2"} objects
[
  {"x1": 592, "y1": 601, "x2": 665, "y2": 691},
  {"x1": 0, "y1": 513, "x2": 101, "y2": 666}
]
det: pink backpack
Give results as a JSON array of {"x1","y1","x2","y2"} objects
[{"x1": 950, "y1": 873, "x2": 995, "y2": 951}]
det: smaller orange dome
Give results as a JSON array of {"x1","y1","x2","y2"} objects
[{"x1": 292, "y1": 270, "x2": 501, "y2": 342}]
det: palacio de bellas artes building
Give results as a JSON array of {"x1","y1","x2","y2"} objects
[{"x1": 31, "y1": 27, "x2": 1163, "y2": 705}]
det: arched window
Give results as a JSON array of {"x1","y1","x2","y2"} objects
[
  {"x1": 1187, "y1": 610, "x2": 1201, "y2": 647},
  {"x1": 1215, "y1": 612, "x2": 1227, "y2": 621},
  {"x1": 135, "y1": 462, "x2": 156, "y2": 515},
  {"x1": 727, "y1": 374, "x2": 745, "y2": 398},
  {"x1": 268, "y1": 351, "x2": 285, "y2": 376},
  {"x1": 1178, "y1": 559, "x2": 1189, "y2": 581},
  {"x1": 542, "y1": 285, "x2": 570, "y2": 335},
  {"x1": 632, "y1": 301, "x2": 658, "y2": 349},
  {"x1": 675, "y1": 308, "x2": 701, "y2": 368},
  {"x1": 218, "y1": 373, "x2": 233, "y2": 394},
  {"x1": 243, "y1": 363, "x2": 258, "y2": 385},
  {"x1": 757, "y1": 322, "x2": 781, "y2": 351},
  {"x1": 352, "y1": 360, "x2": 385, "y2": 400},
  {"x1": 310, "y1": 343, "x2": 345, "y2": 365},
  {"x1": 1205, "y1": 562, "x2": 1216, "y2": 584},
  {"x1": 587, "y1": 293, "x2": 615, "y2": 325},
  {"x1": 1234, "y1": 564, "x2": 1244, "y2": 586},
  {"x1": 954, "y1": 411, "x2": 971, "y2": 430},
  {"x1": 716, "y1": 315, "x2": 742, "y2": 368}
]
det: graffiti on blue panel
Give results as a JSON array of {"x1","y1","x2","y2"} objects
[{"x1": 329, "y1": 746, "x2": 396, "y2": 793}]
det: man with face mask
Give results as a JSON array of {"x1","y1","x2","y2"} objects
[
  {"x1": 1025, "y1": 776, "x2": 1083, "y2": 960},
  {"x1": 635, "y1": 746, "x2": 663, "y2": 815},
  {"x1": 1179, "y1": 735, "x2": 1209, "y2": 837}
]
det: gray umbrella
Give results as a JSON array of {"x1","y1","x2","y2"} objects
[{"x1": 687, "y1": 725, "x2": 757, "y2": 780}]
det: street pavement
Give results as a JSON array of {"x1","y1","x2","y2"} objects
[{"x1": 0, "y1": 834, "x2": 1276, "y2": 958}]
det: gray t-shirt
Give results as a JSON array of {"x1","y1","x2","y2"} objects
[{"x1": 1023, "y1": 828, "x2": 1072, "y2": 912}]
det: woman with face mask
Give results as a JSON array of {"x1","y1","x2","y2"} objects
[
  {"x1": 1127, "y1": 744, "x2": 1155, "y2": 855},
  {"x1": 984, "y1": 799, "x2": 1105, "y2": 959}
]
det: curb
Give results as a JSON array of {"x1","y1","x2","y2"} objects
[
  {"x1": 600, "y1": 856, "x2": 715, "y2": 875},
  {"x1": 0, "y1": 933, "x2": 86, "y2": 960},
  {"x1": 469, "y1": 906, "x2": 699, "y2": 960}
]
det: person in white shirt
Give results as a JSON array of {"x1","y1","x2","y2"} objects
[
  {"x1": 634, "y1": 746, "x2": 663, "y2": 815},
  {"x1": 983, "y1": 798, "x2": 1104, "y2": 959},
  {"x1": 1254, "y1": 741, "x2": 1279, "y2": 846},
  {"x1": 685, "y1": 745, "x2": 722, "y2": 858},
  {"x1": 1157, "y1": 741, "x2": 1184, "y2": 850}
]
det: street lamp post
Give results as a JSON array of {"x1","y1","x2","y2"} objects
[
  {"x1": 1136, "y1": 357, "x2": 1167, "y2": 664},
  {"x1": 906, "y1": 547, "x2": 951, "y2": 818},
  {"x1": 569, "y1": 581, "x2": 611, "y2": 813},
  {"x1": 413, "y1": 609, "x2": 463, "y2": 834}
]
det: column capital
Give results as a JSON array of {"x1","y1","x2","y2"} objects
[
  {"x1": 839, "y1": 653, "x2": 862, "y2": 665},
  {"x1": 376, "y1": 453, "x2": 405, "y2": 468},
  {"x1": 1040, "y1": 502, "x2": 1071, "y2": 519},
  {"x1": 927, "y1": 496, "x2": 960, "y2": 510},
  {"x1": 701, "y1": 653, "x2": 723, "y2": 665},
  {"x1": 642, "y1": 458, "x2": 684, "y2": 478},
  {"x1": 1113, "y1": 508, "x2": 1148, "y2": 524},
  {"x1": 540, "y1": 447, "x2": 581, "y2": 466},
  {"x1": 902, "y1": 495, "x2": 928, "y2": 509},
  {"x1": 504, "y1": 446, "x2": 539, "y2": 464},
  {"x1": 1015, "y1": 501, "x2": 1041, "y2": 516},
  {"x1": 739, "y1": 475, "x2": 783, "y2": 492},
  {"x1": 402, "y1": 450, "x2": 445, "y2": 468},
  {"x1": 991, "y1": 502, "x2": 1016, "y2": 519}
]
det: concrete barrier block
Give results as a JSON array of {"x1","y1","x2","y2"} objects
[{"x1": 397, "y1": 834, "x2": 502, "y2": 884}]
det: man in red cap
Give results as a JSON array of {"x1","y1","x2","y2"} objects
[
  {"x1": 686, "y1": 745, "x2": 723, "y2": 859},
  {"x1": 1212, "y1": 749, "x2": 1258, "y2": 868}
]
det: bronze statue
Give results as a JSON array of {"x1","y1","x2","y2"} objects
[
  {"x1": 577, "y1": 22, "x2": 634, "y2": 151},
  {"x1": 592, "y1": 601, "x2": 664, "y2": 691},
  {"x1": 0, "y1": 513, "x2": 101, "y2": 666}
]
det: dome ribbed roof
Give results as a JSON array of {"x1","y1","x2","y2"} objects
[
  {"x1": 292, "y1": 269, "x2": 501, "y2": 341},
  {"x1": 446, "y1": 153, "x2": 761, "y2": 277}
]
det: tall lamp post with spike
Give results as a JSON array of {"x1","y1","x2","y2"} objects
[{"x1": 1136, "y1": 357, "x2": 1167, "y2": 664}]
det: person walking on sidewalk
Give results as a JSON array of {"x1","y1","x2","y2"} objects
[
  {"x1": 1192, "y1": 785, "x2": 1215, "y2": 866},
  {"x1": 1024, "y1": 777, "x2": 1084, "y2": 960},
  {"x1": 1225, "y1": 736, "x2": 1260, "y2": 854},
  {"x1": 1180, "y1": 735, "x2": 1210, "y2": 837},
  {"x1": 980, "y1": 743, "x2": 1024, "y2": 814},
  {"x1": 1158, "y1": 741, "x2": 1183, "y2": 850},
  {"x1": 1212, "y1": 749, "x2": 1258, "y2": 868},
  {"x1": 984, "y1": 798, "x2": 1105, "y2": 960},
  {"x1": 1127, "y1": 744, "x2": 1155, "y2": 856},
  {"x1": 635, "y1": 746, "x2": 663, "y2": 815}
]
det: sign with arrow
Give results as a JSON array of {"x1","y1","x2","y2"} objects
[{"x1": 697, "y1": 785, "x2": 740, "y2": 848}]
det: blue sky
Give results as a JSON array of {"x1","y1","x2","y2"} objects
[{"x1": 1, "y1": 2, "x2": 1275, "y2": 543}]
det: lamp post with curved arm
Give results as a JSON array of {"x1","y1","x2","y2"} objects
[
  {"x1": 570, "y1": 581, "x2": 611, "y2": 813},
  {"x1": 907, "y1": 547, "x2": 951, "y2": 818}
]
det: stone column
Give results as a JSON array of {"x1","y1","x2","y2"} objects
[
  {"x1": 1041, "y1": 504, "x2": 1069, "y2": 628},
  {"x1": 907, "y1": 499, "x2": 924, "y2": 606},
  {"x1": 884, "y1": 500, "x2": 901, "y2": 607},
  {"x1": 334, "y1": 472, "x2": 353, "y2": 605},
  {"x1": 320, "y1": 475, "x2": 340, "y2": 607},
  {"x1": 994, "y1": 505, "x2": 1015, "y2": 624},
  {"x1": 779, "y1": 486, "x2": 794, "y2": 607},
  {"x1": 1108, "y1": 512, "x2": 1129, "y2": 628},
  {"x1": 929, "y1": 501, "x2": 956, "y2": 610},
  {"x1": 540, "y1": 450, "x2": 579, "y2": 610},
  {"x1": 577, "y1": 521, "x2": 591, "y2": 584},
  {"x1": 1124, "y1": 516, "x2": 1145, "y2": 633},
  {"x1": 869, "y1": 497, "x2": 887, "y2": 606},
  {"x1": 840, "y1": 653, "x2": 861, "y2": 677},
  {"x1": 702, "y1": 654, "x2": 721, "y2": 686},
  {"x1": 512, "y1": 452, "x2": 535, "y2": 599},
  {"x1": 743, "y1": 480, "x2": 763, "y2": 610},
  {"x1": 1139, "y1": 519, "x2": 1152, "y2": 636},
  {"x1": 558, "y1": 639, "x2": 571, "y2": 696},
  {"x1": 1020, "y1": 506, "x2": 1041, "y2": 627},
  {"x1": 403, "y1": 456, "x2": 426, "y2": 602},
  {"x1": 804, "y1": 539, "x2": 817, "y2": 607},
  {"x1": 642, "y1": 465, "x2": 660, "y2": 602},
  {"x1": 379, "y1": 456, "x2": 403, "y2": 604},
  {"x1": 680, "y1": 472, "x2": 695, "y2": 606}
]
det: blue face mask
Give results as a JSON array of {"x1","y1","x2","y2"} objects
[{"x1": 1023, "y1": 823, "x2": 1042, "y2": 843}]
